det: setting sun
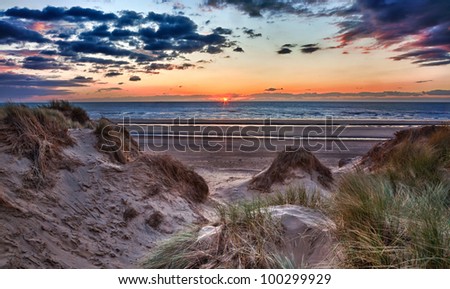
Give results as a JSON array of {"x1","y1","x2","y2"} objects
[{"x1": 222, "y1": 97, "x2": 229, "y2": 103}]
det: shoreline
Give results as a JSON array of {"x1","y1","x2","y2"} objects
[
  {"x1": 115, "y1": 119, "x2": 444, "y2": 143},
  {"x1": 113, "y1": 118, "x2": 447, "y2": 126}
]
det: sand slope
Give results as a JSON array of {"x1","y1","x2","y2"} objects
[{"x1": 0, "y1": 129, "x2": 210, "y2": 268}]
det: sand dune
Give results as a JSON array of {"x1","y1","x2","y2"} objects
[{"x1": 0, "y1": 129, "x2": 211, "y2": 268}]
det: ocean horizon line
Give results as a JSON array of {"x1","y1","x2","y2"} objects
[{"x1": 2, "y1": 99, "x2": 450, "y2": 104}]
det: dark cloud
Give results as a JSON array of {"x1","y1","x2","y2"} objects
[
  {"x1": 145, "y1": 62, "x2": 194, "y2": 71},
  {"x1": 4, "y1": 6, "x2": 118, "y2": 22},
  {"x1": 416, "y1": 80, "x2": 432, "y2": 84},
  {"x1": 0, "y1": 72, "x2": 84, "y2": 87},
  {"x1": 61, "y1": 6, "x2": 118, "y2": 22},
  {"x1": 137, "y1": 13, "x2": 227, "y2": 54},
  {"x1": 40, "y1": 50, "x2": 58, "y2": 56},
  {"x1": 72, "y1": 76, "x2": 94, "y2": 83},
  {"x1": 146, "y1": 63, "x2": 173, "y2": 71},
  {"x1": 213, "y1": 27, "x2": 232, "y2": 35},
  {"x1": 1, "y1": 7, "x2": 231, "y2": 72},
  {"x1": 390, "y1": 48, "x2": 450, "y2": 67},
  {"x1": 265, "y1": 87, "x2": 283, "y2": 92},
  {"x1": 79, "y1": 24, "x2": 110, "y2": 39},
  {"x1": 204, "y1": 0, "x2": 324, "y2": 17},
  {"x1": 57, "y1": 40, "x2": 132, "y2": 57},
  {"x1": 0, "y1": 20, "x2": 49, "y2": 44},
  {"x1": 140, "y1": 38, "x2": 171, "y2": 51},
  {"x1": 77, "y1": 56, "x2": 130, "y2": 66},
  {"x1": 282, "y1": 43, "x2": 297, "y2": 48},
  {"x1": 147, "y1": 12, "x2": 198, "y2": 39},
  {"x1": 57, "y1": 32, "x2": 71, "y2": 39},
  {"x1": 0, "y1": 86, "x2": 72, "y2": 99},
  {"x1": 4, "y1": 6, "x2": 65, "y2": 21},
  {"x1": 277, "y1": 48, "x2": 292, "y2": 54},
  {"x1": 23, "y1": 56, "x2": 70, "y2": 70},
  {"x1": 415, "y1": 23, "x2": 450, "y2": 48},
  {"x1": 0, "y1": 58, "x2": 16, "y2": 67},
  {"x1": 176, "y1": 63, "x2": 195, "y2": 70},
  {"x1": 243, "y1": 28, "x2": 262, "y2": 38},
  {"x1": 252, "y1": 90, "x2": 450, "y2": 100},
  {"x1": 116, "y1": 10, "x2": 143, "y2": 27},
  {"x1": 301, "y1": 43, "x2": 320, "y2": 54},
  {"x1": 79, "y1": 24, "x2": 137, "y2": 41},
  {"x1": 205, "y1": 45, "x2": 223, "y2": 54},
  {"x1": 0, "y1": 72, "x2": 83, "y2": 99},
  {"x1": 129, "y1": 75, "x2": 141, "y2": 81},
  {"x1": 105, "y1": 71, "x2": 123, "y2": 77},
  {"x1": 97, "y1": 87, "x2": 122, "y2": 93},
  {"x1": 56, "y1": 39, "x2": 156, "y2": 65},
  {"x1": 335, "y1": 0, "x2": 450, "y2": 66},
  {"x1": 233, "y1": 47, "x2": 244, "y2": 52},
  {"x1": 426, "y1": 90, "x2": 450, "y2": 96},
  {"x1": 420, "y1": 60, "x2": 450, "y2": 66},
  {"x1": 110, "y1": 28, "x2": 136, "y2": 40}
]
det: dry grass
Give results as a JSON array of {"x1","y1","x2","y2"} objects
[
  {"x1": 362, "y1": 125, "x2": 450, "y2": 188},
  {"x1": 142, "y1": 231, "x2": 200, "y2": 268},
  {"x1": 265, "y1": 186, "x2": 324, "y2": 210},
  {"x1": 249, "y1": 147, "x2": 333, "y2": 192},
  {"x1": 46, "y1": 100, "x2": 90, "y2": 126},
  {"x1": 333, "y1": 173, "x2": 449, "y2": 268},
  {"x1": 0, "y1": 104, "x2": 74, "y2": 188},
  {"x1": 143, "y1": 200, "x2": 284, "y2": 269},
  {"x1": 428, "y1": 125, "x2": 450, "y2": 168},
  {"x1": 333, "y1": 126, "x2": 450, "y2": 268},
  {"x1": 139, "y1": 154, "x2": 209, "y2": 203},
  {"x1": 143, "y1": 188, "x2": 326, "y2": 269},
  {"x1": 363, "y1": 125, "x2": 449, "y2": 171},
  {"x1": 94, "y1": 118, "x2": 140, "y2": 164}
]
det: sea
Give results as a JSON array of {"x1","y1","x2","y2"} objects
[{"x1": 12, "y1": 101, "x2": 450, "y2": 120}]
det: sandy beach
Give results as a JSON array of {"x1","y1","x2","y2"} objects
[{"x1": 119, "y1": 119, "x2": 444, "y2": 201}]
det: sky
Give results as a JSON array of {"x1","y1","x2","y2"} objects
[{"x1": 0, "y1": 0, "x2": 449, "y2": 102}]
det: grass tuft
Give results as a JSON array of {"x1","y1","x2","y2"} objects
[
  {"x1": 46, "y1": 100, "x2": 90, "y2": 126},
  {"x1": 333, "y1": 173, "x2": 449, "y2": 268},
  {"x1": 143, "y1": 188, "x2": 328, "y2": 269},
  {"x1": 334, "y1": 126, "x2": 450, "y2": 268},
  {"x1": 364, "y1": 125, "x2": 449, "y2": 176},
  {"x1": 139, "y1": 154, "x2": 209, "y2": 203},
  {"x1": 0, "y1": 104, "x2": 75, "y2": 188},
  {"x1": 143, "y1": 200, "x2": 284, "y2": 269},
  {"x1": 264, "y1": 186, "x2": 324, "y2": 210}
]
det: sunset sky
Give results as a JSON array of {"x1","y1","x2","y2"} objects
[{"x1": 0, "y1": 0, "x2": 449, "y2": 102}]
